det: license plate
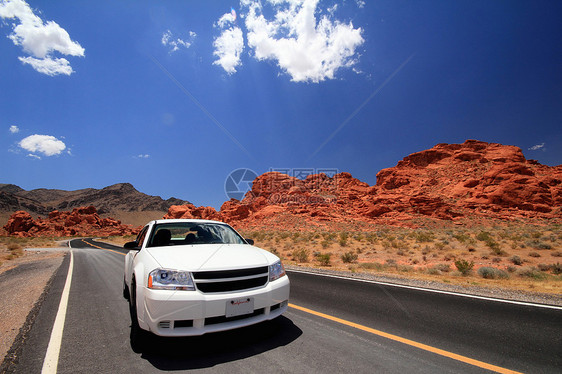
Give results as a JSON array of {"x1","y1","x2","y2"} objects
[{"x1": 226, "y1": 297, "x2": 254, "y2": 318}]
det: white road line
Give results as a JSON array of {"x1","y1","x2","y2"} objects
[
  {"x1": 287, "y1": 268, "x2": 562, "y2": 310},
  {"x1": 41, "y1": 249, "x2": 74, "y2": 374}
]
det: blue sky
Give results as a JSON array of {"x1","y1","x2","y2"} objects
[{"x1": 1, "y1": 0, "x2": 561, "y2": 209}]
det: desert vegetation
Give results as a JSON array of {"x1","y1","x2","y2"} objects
[
  {"x1": 0, "y1": 236, "x2": 60, "y2": 266},
  {"x1": 239, "y1": 224, "x2": 562, "y2": 294}
]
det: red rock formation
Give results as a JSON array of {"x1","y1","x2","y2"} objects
[
  {"x1": 174, "y1": 139, "x2": 560, "y2": 230},
  {"x1": 3, "y1": 206, "x2": 139, "y2": 237},
  {"x1": 373, "y1": 140, "x2": 561, "y2": 221},
  {"x1": 163, "y1": 204, "x2": 220, "y2": 221}
]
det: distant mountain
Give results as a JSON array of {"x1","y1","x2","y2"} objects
[{"x1": 0, "y1": 183, "x2": 189, "y2": 226}]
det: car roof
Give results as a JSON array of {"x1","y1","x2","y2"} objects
[{"x1": 149, "y1": 219, "x2": 228, "y2": 225}]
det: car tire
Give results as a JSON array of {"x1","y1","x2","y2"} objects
[
  {"x1": 129, "y1": 278, "x2": 147, "y2": 353},
  {"x1": 123, "y1": 278, "x2": 130, "y2": 300}
]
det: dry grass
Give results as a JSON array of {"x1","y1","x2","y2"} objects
[
  {"x1": 0, "y1": 236, "x2": 61, "y2": 266},
  {"x1": 239, "y1": 224, "x2": 562, "y2": 295}
]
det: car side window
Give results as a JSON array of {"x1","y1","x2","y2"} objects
[{"x1": 136, "y1": 226, "x2": 148, "y2": 249}]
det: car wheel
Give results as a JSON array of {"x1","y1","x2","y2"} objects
[{"x1": 129, "y1": 278, "x2": 147, "y2": 352}]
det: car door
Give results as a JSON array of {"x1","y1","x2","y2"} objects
[{"x1": 125, "y1": 225, "x2": 148, "y2": 285}]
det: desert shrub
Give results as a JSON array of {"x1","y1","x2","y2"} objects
[
  {"x1": 531, "y1": 231, "x2": 542, "y2": 239},
  {"x1": 526, "y1": 240, "x2": 552, "y2": 250},
  {"x1": 454, "y1": 259, "x2": 474, "y2": 276},
  {"x1": 478, "y1": 267, "x2": 509, "y2": 279},
  {"x1": 292, "y1": 248, "x2": 309, "y2": 263},
  {"x1": 323, "y1": 232, "x2": 336, "y2": 241},
  {"x1": 7, "y1": 243, "x2": 24, "y2": 258},
  {"x1": 292, "y1": 232, "x2": 301, "y2": 242},
  {"x1": 537, "y1": 264, "x2": 551, "y2": 272},
  {"x1": 516, "y1": 266, "x2": 547, "y2": 280},
  {"x1": 509, "y1": 255, "x2": 523, "y2": 266},
  {"x1": 341, "y1": 251, "x2": 358, "y2": 263},
  {"x1": 412, "y1": 231, "x2": 435, "y2": 243},
  {"x1": 492, "y1": 257, "x2": 501, "y2": 263},
  {"x1": 321, "y1": 240, "x2": 331, "y2": 249},
  {"x1": 434, "y1": 263, "x2": 451, "y2": 273},
  {"x1": 434, "y1": 242, "x2": 446, "y2": 251},
  {"x1": 365, "y1": 233, "x2": 378, "y2": 244},
  {"x1": 316, "y1": 253, "x2": 331, "y2": 266},
  {"x1": 443, "y1": 253, "x2": 456, "y2": 261},
  {"x1": 359, "y1": 262, "x2": 384, "y2": 271},
  {"x1": 529, "y1": 252, "x2": 541, "y2": 258},
  {"x1": 398, "y1": 265, "x2": 413, "y2": 272},
  {"x1": 338, "y1": 232, "x2": 349, "y2": 247},
  {"x1": 252, "y1": 231, "x2": 267, "y2": 242},
  {"x1": 279, "y1": 232, "x2": 290, "y2": 240},
  {"x1": 552, "y1": 263, "x2": 562, "y2": 275},
  {"x1": 486, "y1": 239, "x2": 501, "y2": 252},
  {"x1": 7, "y1": 243, "x2": 22, "y2": 251},
  {"x1": 426, "y1": 267, "x2": 441, "y2": 275},
  {"x1": 506, "y1": 265, "x2": 517, "y2": 273},
  {"x1": 453, "y1": 232, "x2": 470, "y2": 243},
  {"x1": 382, "y1": 240, "x2": 396, "y2": 250},
  {"x1": 476, "y1": 231, "x2": 493, "y2": 242},
  {"x1": 551, "y1": 251, "x2": 562, "y2": 257},
  {"x1": 385, "y1": 259, "x2": 397, "y2": 268}
]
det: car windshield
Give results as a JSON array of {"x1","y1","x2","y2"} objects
[{"x1": 147, "y1": 222, "x2": 246, "y2": 248}]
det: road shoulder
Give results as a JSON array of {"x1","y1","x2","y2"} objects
[{"x1": 0, "y1": 249, "x2": 67, "y2": 371}]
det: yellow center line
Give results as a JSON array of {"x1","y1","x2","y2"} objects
[
  {"x1": 289, "y1": 303, "x2": 522, "y2": 374},
  {"x1": 80, "y1": 239, "x2": 126, "y2": 255}
]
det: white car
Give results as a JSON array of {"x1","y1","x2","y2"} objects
[{"x1": 123, "y1": 219, "x2": 290, "y2": 341}]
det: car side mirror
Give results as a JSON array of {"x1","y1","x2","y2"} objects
[
  {"x1": 245, "y1": 238, "x2": 255, "y2": 245},
  {"x1": 124, "y1": 241, "x2": 139, "y2": 250}
]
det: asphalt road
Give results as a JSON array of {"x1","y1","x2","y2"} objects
[{"x1": 6, "y1": 238, "x2": 562, "y2": 373}]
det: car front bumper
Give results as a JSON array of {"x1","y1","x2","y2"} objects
[{"x1": 139, "y1": 275, "x2": 290, "y2": 336}]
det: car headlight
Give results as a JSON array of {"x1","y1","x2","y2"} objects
[
  {"x1": 269, "y1": 260, "x2": 286, "y2": 282},
  {"x1": 148, "y1": 268, "x2": 195, "y2": 291}
]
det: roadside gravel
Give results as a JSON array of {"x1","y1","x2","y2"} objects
[
  {"x1": 0, "y1": 248, "x2": 66, "y2": 367},
  {"x1": 286, "y1": 265, "x2": 562, "y2": 307}
]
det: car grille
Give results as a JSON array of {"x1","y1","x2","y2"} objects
[{"x1": 192, "y1": 266, "x2": 269, "y2": 293}]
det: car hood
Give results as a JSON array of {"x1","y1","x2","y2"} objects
[{"x1": 145, "y1": 244, "x2": 277, "y2": 271}]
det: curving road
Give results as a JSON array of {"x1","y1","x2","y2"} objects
[{"x1": 6, "y1": 238, "x2": 562, "y2": 373}]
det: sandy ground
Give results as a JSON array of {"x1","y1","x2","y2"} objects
[{"x1": 0, "y1": 248, "x2": 66, "y2": 365}]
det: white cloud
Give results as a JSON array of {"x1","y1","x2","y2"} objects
[
  {"x1": 135, "y1": 154, "x2": 150, "y2": 159},
  {"x1": 242, "y1": 0, "x2": 364, "y2": 83},
  {"x1": 18, "y1": 56, "x2": 73, "y2": 76},
  {"x1": 161, "y1": 29, "x2": 196, "y2": 53},
  {"x1": 0, "y1": 0, "x2": 84, "y2": 76},
  {"x1": 19, "y1": 134, "x2": 66, "y2": 156},
  {"x1": 9, "y1": 125, "x2": 19, "y2": 133},
  {"x1": 528, "y1": 143, "x2": 546, "y2": 151},
  {"x1": 217, "y1": 8, "x2": 237, "y2": 28},
  {"x1": 213, "y1": 8, "x2": 244, "y2": 74},
  {"x1": 213, "y1": 27, "x2": 244, "y2": 74},
  {"x1": 27, "y1": 153, "x2": 41, "y2": 160}
]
